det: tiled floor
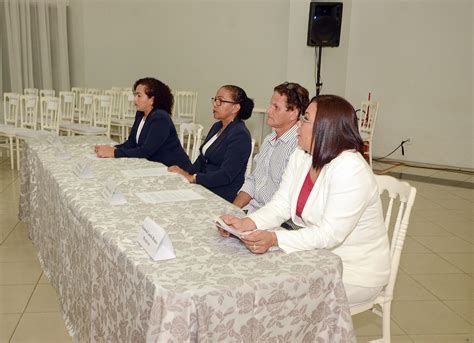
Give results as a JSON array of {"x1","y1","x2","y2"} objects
[{"x1": 0, "y1": 156, "x2": 472, "y2": 342}]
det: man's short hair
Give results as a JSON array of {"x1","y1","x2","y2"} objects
[{"x1": 274, "y1": 82, "x2": 310, "y2": 116}]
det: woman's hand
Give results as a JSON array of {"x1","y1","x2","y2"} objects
[
  {"x1": 219, "y1": 214, "x2": 256, "y2": 233},
  {"x1": 167, "y1": 165, "x2": 194, "y2": 183},
  {"x1": 217, "y1": 214, "x2": 256, "y2": 237},
  {"x1": 241, "y1": 231, "x2": 278, "y2": 254},
  {"x1": 95, "y1": 145, "x2": 115, "y2": 158}
]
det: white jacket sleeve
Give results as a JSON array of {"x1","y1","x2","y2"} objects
[{"x1": 275, "y1": 154, "x2": 375, "y2": 253}]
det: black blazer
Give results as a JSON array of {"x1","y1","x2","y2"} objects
[
  {"x1": 188, "y1": 118, "x2": 251, "y2": 202},
  {"x1": 115, "y1": 109, "x2": 191, "y2": 170}
]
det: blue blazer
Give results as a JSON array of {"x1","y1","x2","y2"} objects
[
  {"x1": 188, "y1": 118, "x2": 251, "y2": 202},
  {"x1": 115, "y1": 109, "x2": 191, "y2": 170}
]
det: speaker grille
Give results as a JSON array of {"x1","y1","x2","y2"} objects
[{"x1": 307, "y1": 2, "x2": 343, "y2": 47}]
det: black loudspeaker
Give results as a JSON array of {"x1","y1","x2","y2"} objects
[{"x1": 307, "y1": 2, "x2": 343, "y2": 47}]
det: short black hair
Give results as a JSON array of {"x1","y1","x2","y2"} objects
[
  {"x1": 133, "y1": 77, "x2": 174, "y2": 114},
  {"x1": 274, "y1": 82, "x2": 309, "y2": 116}
]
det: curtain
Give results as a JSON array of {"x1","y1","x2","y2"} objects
[{"x1": 1, "y1": 0, "x2": 70, "y2": 94}]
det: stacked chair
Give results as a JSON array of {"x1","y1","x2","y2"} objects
[
  {"x1": 178, "y1": 123, "x2": 203, "y2": 163},
  {"x1": 172, "y1": 91, "x2": 198, "y2": 125},
  {"x1": 0, "y1": 93, "x2": 21, "y2": 169}
]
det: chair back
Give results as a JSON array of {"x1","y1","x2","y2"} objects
[
  {"x1": 71, "y1": 87, "x2": 84, "y2": 112},
  {"x1": 78, "y1": 94, "x2": 95, "y2": 125},
  {"x1": 40, "y1": 96, "x2": 60, "y2": 133},
  {"x1": 3, "y1": 93, "x2": 20, "y2": 126},
  {"x1": 24, "y1": 88, "x2": 39, "y2": 96},
  {"x1": 85, "y1": 88, "x2": 102, "y2": 95},
  {"x1": 93, "y1": 95, "x2": 112, "y2": 137},
  {"x1": 39, "y1": 89, "x2": 56, "y2": 98},
  {"x1": 59, "y1": 91, "x2": 75, "y2": 123},
  {"x1": 105, "y1": 90, "x2": 122, "y2": 119},
  {"x1": 122, "y1": 91, "x2": 136, "y2": 120},
  {"x1": 19, "y1": 95, "x2": 39, "y2": 130},
  {"x1": 179, "y1": 123, "x2": 203, "y2": 163},
  {"x1": 375, "y1": 175, "x2": 417, "y2": 301},
  {"x1": 174, "y1": 91, "x2": 197, "y2": 123},
  {"x1": 358, "y1": 101, "x2": 380, "y2": 140},
  {"x1": 246, "y1": 139, "x2": 256, "y2": 177}
]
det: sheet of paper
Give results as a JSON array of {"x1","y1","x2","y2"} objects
[
  {"x1": 213, "y1": 217, "x2": 255, "y2": 239},
  {"x1": 121, "y1": 167, "x2": 172, "y2": 178},
  {"x1": 135, "y1": 189, "x2": 205, "y2": 204}
]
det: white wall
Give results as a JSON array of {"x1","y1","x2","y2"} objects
[
  {"x1": 287, "y1": 0, "x2": 352, "y2": 97},
  {"x1": 345, "y1": 0, "x2": 473, "y2": 169},
  {"x1": 68, "y1": 0, "x2": 291, "y2": 139},
  {"x1": 68, "y1": 0, "x2": 473, "y2": 169}
]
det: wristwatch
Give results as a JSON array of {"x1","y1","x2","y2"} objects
[{"x1": 192, "y1": 174, "x2": 197, "y2": 183}]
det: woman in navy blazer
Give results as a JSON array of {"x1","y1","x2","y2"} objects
[
  {"x1": 169, "y1": 85, "x2": 253, "y2": 202},
  {"x1": 95, "y1": 77, "x2": 191, "y2": 170}
]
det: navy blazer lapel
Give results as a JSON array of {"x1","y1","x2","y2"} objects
[{"x1": 200, "y1": 120, "x2": 239, "y2": 157}]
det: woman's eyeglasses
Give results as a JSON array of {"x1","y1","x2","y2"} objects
[
  {"x1": 299, "y1": 115, "x2": 313, "y2": 125},
  {"x1": 211, "y1": 97, "x2": 238, "y2": 106}
]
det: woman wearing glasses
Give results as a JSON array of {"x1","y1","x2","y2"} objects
[
  {"x1": 219, "y1": 95, "x2": 390, "y2": 306},
  {"x1": 95, "y1": 77, "x2": 191, "y2": 169},
  {"x1": 169, "y1": 85, "x2": 253, "y2": 202}
]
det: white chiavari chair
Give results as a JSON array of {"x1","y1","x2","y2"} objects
[
  {"x1": 350, "y1": 175, "x2": 416, "y2": 343},
  {"x1": 71, "y1": 87, "x2": 84, "y2": 115},
  {"x1": 24, "y1": 88, "x2": 39, "y2": 96},
  {"x1": 178, "y1": 123, "x2": 203, "y2": 163},
  {"x1": 39, "y1": 89, "x2": 56, "y2": 99},
  {"x1": 173, "y1": 91, "x2": 198, "y2": 125},
  {"x1": 58, "y1": 91, "x2": 76, "y2": 135},
  {"x1": 69, "y1": 95, "x2": 111, "y2": 137},
  {"x1": 118, "y1": 91, "x2": 136, "y2": 142},
  {"x1": 0, "y1": 93, "x2": 20, "y2": 169},
  {"x1": 15, "y1": 95, "x2": 46, "y2": 169}
]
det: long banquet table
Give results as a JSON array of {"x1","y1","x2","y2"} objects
[{"x1": 19, "y1": 136, "x2": 355, "y2": 342}]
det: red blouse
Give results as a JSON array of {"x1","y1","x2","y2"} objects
[{"x1": 296, "y1": 171, "x2": 315, "y2": 218}]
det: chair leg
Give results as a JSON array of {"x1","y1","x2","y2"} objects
[
  {"x1": 368, "y1": 141, "x2": 373, "y2": 168},
  {"x1": 9, "y1": 137, "x2": 15, "y2": 170},
  {"x1": 382, "y1": 302, "x2": 391, "y2": 343},
  {"x1": 16, "y1": 139, "x2": 21, "y2": 171}
]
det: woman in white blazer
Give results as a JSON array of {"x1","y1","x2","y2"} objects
[{"x1": 220, "y1": 95, "x2": 390, "y2": 306}]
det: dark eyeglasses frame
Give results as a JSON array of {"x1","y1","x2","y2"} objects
[{"x1": 211, "y1": 97, "x2": 238, "y2": 106}]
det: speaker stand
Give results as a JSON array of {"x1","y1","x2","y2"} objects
[{"x1": 316, "y1": 46, "x2": 323, "y2": 96}]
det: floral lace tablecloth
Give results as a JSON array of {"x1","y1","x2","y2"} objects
[{"x1": 19, "y1": 136, "x2": 355, "y2": 342}]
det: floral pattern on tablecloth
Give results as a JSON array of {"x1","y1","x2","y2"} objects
[{"x1": 19, "y1": 136, "x2": 355, "y2": 342}]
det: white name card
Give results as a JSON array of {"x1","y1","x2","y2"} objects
[
  {"x1": 137, "y1": 217, "x2": 176, "y2": 261},
  {"x1": 102, "y1": 177, "x2": 127, "y2": 205},
  {"x1": 73, "y1": 161, "x2": 94, "y2": 179}
]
